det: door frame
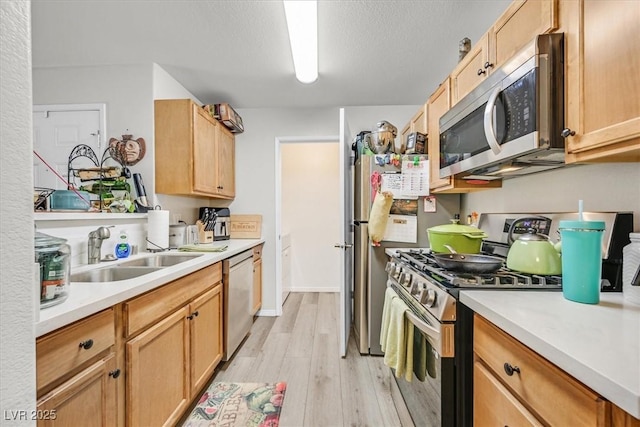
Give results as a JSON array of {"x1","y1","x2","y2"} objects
[
  {"x1": 33, "y1": 103, "x2": 107, "y2": 148},
  {"x1": 274, "y1": 135, "x2": 339, "y2": 315}
]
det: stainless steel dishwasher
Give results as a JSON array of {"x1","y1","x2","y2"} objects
[{"x1": 222, "y1": 250, "x2": 254, "y2": 361}]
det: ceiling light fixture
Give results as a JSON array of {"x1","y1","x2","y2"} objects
[{"x1": 283, "y1": 0, "x2": 318, "y2": 84}]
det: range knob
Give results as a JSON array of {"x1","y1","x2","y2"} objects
[
  {"x1": 385, "y1": 261, "x2": 395, "y2": 274},
  {"x1": 400, "y1": 272, "x2": 412, "y2": 287},
  {"x1": 394, "y1": 267, "x2": 403, "y2": 280},
  {"x1": 410, "y1": 281, "x2": 420, "y2": 295},
  {"x1": 420, "y1": 289, "x2": 437, "y2": 307}
]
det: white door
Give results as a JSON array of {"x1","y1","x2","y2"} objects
[
  {"x1": 337, "y1": 108, "x2": 353, "y2": 357},
  {"x1": 33, "y1": 104, "x2": 105, "y2": 190}
]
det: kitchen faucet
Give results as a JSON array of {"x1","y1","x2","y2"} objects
[{"x1": 88, "y1": 226, "x2": 114, "y2": 264}]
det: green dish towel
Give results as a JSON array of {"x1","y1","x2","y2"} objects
[{"x1": 178, "y1": 244, "x2": 228, "y2": 252}]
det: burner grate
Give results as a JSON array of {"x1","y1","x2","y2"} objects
[{"x1": 396, "y1": 249, "x2": 562, "y2": 290}]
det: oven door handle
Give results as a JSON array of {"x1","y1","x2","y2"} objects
[
  {"x1": 483, "y1": 86, "x2": 502, "y2": 155},
  {"x1": 405, "y1": 310, "x2": 455, "y2": 358},
  {"x1": 406, "y1": 311, "x2": 440, "y2": 342}
]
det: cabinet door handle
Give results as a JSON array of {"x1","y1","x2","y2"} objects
[
  {"x1": 484, "y1": 61, "x2": 494, "y2": 70},
  {"x1": 193, "y1": 311, "x2": 199, "y2": 317},
  {"x1": 79, "y1": 339, "x2": 94, "y2": 350},
  {"x1": 503, "y1": 362, "x2": 521, "y2": 376},
  {"x1": 108, "y1": 368, "x2": 121, "y2": 379},
  {"x1": 561, "y1": 128, "x2": 576, "y2": 138},
  {"x1": 477, "y1": 68, "x2": 486, "y2": 76},
  {"x1": 187, "y1": 311, "x2": 199, "y2": 320}
]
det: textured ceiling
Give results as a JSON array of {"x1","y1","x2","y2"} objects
[{"x1": 31, "y1": 0, "x2": 512, "y2": 109}]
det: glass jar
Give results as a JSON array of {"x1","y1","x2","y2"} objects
[{"x1": 35, "y1": 232, "x2": 70, "y2": 308}]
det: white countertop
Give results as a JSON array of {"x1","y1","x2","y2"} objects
[
  {"x1": 460, "y1": 291, "x2": 640, "y2": 418},
  {"x1": 37, "y1": 238, "x2": 264, "y2": 337}
]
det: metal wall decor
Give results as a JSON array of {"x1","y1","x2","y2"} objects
[{"x1": 108, "y1": 134, "x2": 146, "y2": 166}]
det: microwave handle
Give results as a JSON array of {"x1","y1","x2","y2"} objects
[{"x1": 483, "y1": 86, "x2": 502, "y2": 155}]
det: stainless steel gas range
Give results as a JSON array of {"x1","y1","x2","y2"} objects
[{"x1": 385, "y1": 211, "x2": 633, "y2": 427}]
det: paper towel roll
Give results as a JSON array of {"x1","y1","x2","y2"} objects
[{"x1": 147, "y1": 210, "x2": 170, "y2": 251}]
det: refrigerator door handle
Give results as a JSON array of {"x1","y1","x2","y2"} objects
[{"x1": 334, "y1": 243, "x2": 354, "y2": 249}]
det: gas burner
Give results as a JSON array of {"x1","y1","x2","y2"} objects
[{"x1": 394, "y1": 249, "x2": 562, "y2": 290}]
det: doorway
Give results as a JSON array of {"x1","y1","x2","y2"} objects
[
  {"x1": 32, "y1": 103, "x2": 106, "y2": 190},
  {"x1": 275, "y1": 136, "x2": 340, "y2": 313}
]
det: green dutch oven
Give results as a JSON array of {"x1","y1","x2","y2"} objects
[{"x1": 427, "y1": 220, "x2": 488, "y2": 254}]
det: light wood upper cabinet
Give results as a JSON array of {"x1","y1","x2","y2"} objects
[
  {"x1": 561, "y1": 0, "x2": 640, "y2": 163},
  {"x1": 427, "y1": 79, "x2": 452, "y2": 190},
  {"x1": 410, "y1": 103, "x2": 428, "y2": 135},
  {"x1": 216, "y1": 125, "x2": 236, "y2": 198},
  {"x1": 155, "y1": 99, "x2": 236, "y2": 199},
  {"x1": 451, "y1": 0, "x2": 557, "y2": 105},
  {"x1": 451, "y1": 33, "x2": 490, "y2": 105},
  {"x1": 490, "y1": 0, "x2": 557, "y2": 70}
]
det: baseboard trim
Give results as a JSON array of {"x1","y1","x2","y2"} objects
[
  {"x1": 255, "y1": 309, "x2": 278, "y2": 316},
  {"x1": 289, "y1": 287, "x2": 340, "y2": 293}
]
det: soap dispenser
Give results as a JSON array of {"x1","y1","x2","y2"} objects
[{"x1": 114, "y1": 230, "x2": 132, "y2": 259}]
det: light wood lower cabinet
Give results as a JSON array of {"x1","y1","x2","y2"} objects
[
  {"x1": 36, "y1": 309, "x2": 118, "y2": 426},
  {"x1": 190, "y1": 285, "x2": 223, "y2": 396},
  {"x1": 252, "y1": 243, "x2": 264, "y2": 315},
  {"x1": 126, "y1": 306, "x2": 190, "y2": 427},
  {"x1": 37, "y1": 354, "x2": 118, "y2": 427},
  {"x1": 474, "y1": 314, "x2": 640, "y2": 427},
  {"x1": 125, "y1": 265, "x2": 223, "y2": 427},
  {"x1": 474, "y1": 359, "x2": 542, "y2": 427}
]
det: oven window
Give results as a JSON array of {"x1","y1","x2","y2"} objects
[{"x1": 439, "y1": 103, "x2": 503, "y2": 168}]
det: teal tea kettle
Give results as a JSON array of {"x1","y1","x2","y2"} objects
[{"x1": 506, "y1": 218, "x2": 562, "y2": 275}]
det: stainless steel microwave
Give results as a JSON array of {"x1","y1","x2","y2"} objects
[{"x1": 439, "y1": 33, "x2": 565, "y2": 180}]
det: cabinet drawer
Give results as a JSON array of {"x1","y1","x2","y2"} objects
[
  {"x1": 253, "y1": 244, "x2": 263, "y2": 261},
  {"x1": 474, "y1": 315, "x2": 608, "y2": 426},
  {"x1": 37, "y1": 309, "x2": 115, "y2": 393},
  {"x1": 474, "y1": 359, "x2": 542, "y2": 427},
  {"x1": 125, "y1": 263, "x2": 222, "y2": 337}
]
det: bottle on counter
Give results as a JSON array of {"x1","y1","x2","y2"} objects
[
  {"x1": 623, "y1": 233, "x2": 640, "y2": 305},
  {"x1": 114, "y1": 230, "x2": 132, "y2": 259}
]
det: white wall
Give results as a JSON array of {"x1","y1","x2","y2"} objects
[
  {"x1": 462, "y1": 163, "x2": 640, "y2": 231},
  {"x1": 32, "y1": 63, "x2": 215, "y2": 225},
  {"x1": 232, "y1": 105, "x2": 420, "y2": 313},
  {"x1": 32, "y1": 64, "x2": 156, "y2": 199},
  {"x1": 0, "y1": 1, "x2": 37, "y2": 423},
  {"x1": 152, "y1": 63, "x2": 216, "y2": 224},
  {"x1": 282, "y1": 142, "x2": 340, "y2": 292}
]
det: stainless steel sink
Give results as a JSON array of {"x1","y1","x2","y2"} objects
[
  {"x1": 118, "y1": 254, "x2": 203, "y2": 267},
  {"x1": 71, "y1": 266, "x2": 163, "y2": 282}
]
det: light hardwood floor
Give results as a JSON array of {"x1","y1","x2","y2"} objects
[{"x1": 211, "y1": 292, "x2": 408, "y2": 427}]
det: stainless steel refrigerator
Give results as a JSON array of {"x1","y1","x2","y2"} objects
[{"x1": 353, "y1": 155, "x2": 460, "y2": 355}]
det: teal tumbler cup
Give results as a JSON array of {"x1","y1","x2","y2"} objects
[{"x1": 559, "y1": 220, "x2": 605, "y2": 304}]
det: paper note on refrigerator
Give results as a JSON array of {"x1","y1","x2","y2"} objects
[
  {"x1": 383, "y1": 214, "x2": 417, "y2": 243},
  {"x1": 400, "y1": 158, "x2": 430, "y2": 196},
  {"x1": 379, "y1": 172, "x2": 404, "y2": 198}
]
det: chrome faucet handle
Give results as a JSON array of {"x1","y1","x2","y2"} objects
[
  {"x1": 90, "y1": 225, "x2": 114, "y2": 239},
  {"x1": 88, "y1": 226, "x2": 115, "y2": 264}
]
